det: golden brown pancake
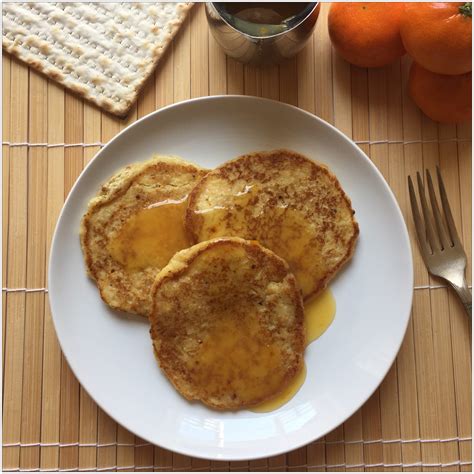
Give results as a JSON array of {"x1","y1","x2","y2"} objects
[
  {"x1": 186, "y1": 149, "x2": 359, "y2": 300},
  {"x1": 150, "y1": 237, "x2": 305, "y2": 410},
  {"x1": 80, "y1": 155, "x2": 207, "y2": 317}
]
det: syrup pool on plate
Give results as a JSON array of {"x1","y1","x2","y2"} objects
[{"x1": 250, "y1": 288, "x2": 336, "y2": 413}]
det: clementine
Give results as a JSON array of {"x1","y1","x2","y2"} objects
[
  {"x1": 328, "y1": 2, "x2": 406, "y2": 68},
  {"x1": 408, "y1": 62, "x2": 471, "y2": 123},
  {"x1": 400, "y1": 3, "x2": 472, "y2": 75}
]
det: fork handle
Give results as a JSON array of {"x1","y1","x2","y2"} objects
[{"x1": 450, "y1": 279, "x2": 472, "y2": 319}]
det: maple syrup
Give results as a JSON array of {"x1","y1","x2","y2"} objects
[
  {"x1": 108, "y1": 198, "x2": 189, "y2": 271},
  {"x1": 196, "y1": 315, "x2": 288, "y2": 404},
  {"x1": 190, "y1": 185, "x2": 326, "y2": 298},
  {"x1": 250, "y1": 289, "x2": 335, "y2": 412}
]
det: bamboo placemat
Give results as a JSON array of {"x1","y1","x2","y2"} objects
[{"x1": 2, "y1": 4, "x2": 472, "y2": 472}]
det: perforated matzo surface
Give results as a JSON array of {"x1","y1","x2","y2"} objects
[{"x1": 2, "y1": 2, "x2": 193, "y2": 116}]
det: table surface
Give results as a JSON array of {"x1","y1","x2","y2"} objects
[{"x1": 2, "y1": 3, "x2": 472, "y2": 472}]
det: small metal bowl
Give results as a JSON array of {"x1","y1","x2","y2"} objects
[{"x1": 205, "y1": 2, "x2": 320, "y2": 66}]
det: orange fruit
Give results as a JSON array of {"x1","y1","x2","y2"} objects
[
  {"x1": 400, "y1": 2, "x2": 472, "y2": 75},
  {"x1": 328, "y1": 2, "x2": 406, "y2": 68},
  {"x1": 408, "y1": 61, "x2": 471, "y2": 123}
]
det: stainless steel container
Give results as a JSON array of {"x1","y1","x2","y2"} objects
[{"x1": 205, "y1": 2, "x2": 320, "y2": 66}]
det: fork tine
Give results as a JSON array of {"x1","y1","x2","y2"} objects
[
  {"x1": 426, "y1": 169, "x2": 452, "y2": 249},
  {"x1": 437, "y1": 166, "x2": 462, "y2": 247},
  {"x1": 408, "y1": 175, "x2": 431, "y2": 257},
  {"x1": 416, "y1": 171, "x2": 441, "y2": 252}
]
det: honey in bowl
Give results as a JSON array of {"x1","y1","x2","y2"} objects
[
  {"x1": 250, "y1": 288, "x2": 336, "y2": 413},
  {"x1": 225, "y1": 2, "x2": 312, "y2": 24},
  {"x1": 216, "y1": 2, "x2": 313, "y2": 37}
]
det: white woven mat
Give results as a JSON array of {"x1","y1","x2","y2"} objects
[{"x1": 2, "y1": 2, "x2": 193, "y2": 116}]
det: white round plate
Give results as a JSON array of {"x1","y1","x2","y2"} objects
[{"x1": 49, "y1": 96, "x2": 413, "y2": 461}]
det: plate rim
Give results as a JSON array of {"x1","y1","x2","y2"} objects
[{"x1": 48, "y1": 95, "x2": 414, "y2": 461}]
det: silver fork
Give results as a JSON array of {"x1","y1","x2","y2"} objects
[{"x1": 408, "y1": 167, "x2": 471, "y2": 318}]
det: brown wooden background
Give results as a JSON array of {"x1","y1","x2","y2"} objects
[{"x1": 2, "y1": 3, "x2": 472, "y2": 471}]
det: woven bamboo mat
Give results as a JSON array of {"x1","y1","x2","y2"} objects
[{"x1": 2, "y1": 4, "x2": 472, "y2": 472}]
